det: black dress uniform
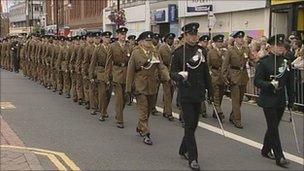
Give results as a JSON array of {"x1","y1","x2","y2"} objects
[
  {"x1": 254, "y1": 34, "x2": 294, "y2": 168},
  {"x1": 170, "y1": 22, "x2": 212, "y2": 171}
]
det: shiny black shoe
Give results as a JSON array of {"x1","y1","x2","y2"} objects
[
  {"x1": 65, "y1": 93, "x2": 71, "y2": 98},
  {"x1": 261, "y1": 151, "x2": 275, "y2": 160},
  {"x1": 52, "y1": 89, "x2": 56, "y2": 92},
  {"x1": 85, "y1": 102, "x2": 90, "y2": 110},
  {"x1": 163, "y1": 113, "x2": 169, "y2": 118},
  {"x1": 136, "y1": 127, "x2": 144, "y2": 137},
  {"x1": 143, "y1": 134, "x2": 153, "y2": 145},
  {"x1": 90, "y1": 110, "x2": 97, "y2": 115},
  {"x1": 276, "y1": 157, "x2": 290, "y2": 168},
  {"x1": 202, "y1": 112, "x2": 208, "y2": 118},
  {"x1": 234, "y1": 122, "x2": 244, "y2": 129},
  {"x1": 59, "y1": 90, "x2": 63, "y2": 95},
  {"x1": 179, "y1": 152, "x2": 189, "y2": 160},
  {"x1": 189, "y1": 160, "x2": 200, "y2": 171},
  {"x1": 98, "y1": 116, "x2": 106, "y2": 122},
  {"x1": 168, "y1": 115, "x2": 174, "y2": 121},
  {"x1": 117, "y1": 122, "x2": 124, "y2": 129}
]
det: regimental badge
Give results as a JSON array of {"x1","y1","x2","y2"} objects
[
  {"x1": 127, "y1": 53, "x2": 130, "y2": 57},
  {"x1": 244, "y1": 53, "x2": 248, "y2": 59}
]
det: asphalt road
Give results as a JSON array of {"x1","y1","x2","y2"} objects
[{"x1": 1, "y1": 69, "x2": 303, "y2": 170}]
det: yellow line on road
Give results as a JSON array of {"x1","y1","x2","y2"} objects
[
  {"x1": 34, "y1": 151, "x2": 67, "y2": 171},
  {"x1": 0, "y1": 145, "x2": 81, "y2": 171}
]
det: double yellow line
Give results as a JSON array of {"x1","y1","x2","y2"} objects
[{"x1": 1, "y1": 145, "x2": 81, "y2": 171}]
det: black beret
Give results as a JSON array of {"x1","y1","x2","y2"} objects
[
  {"x1": 212, "y1": 34, "x2": 224, "y2": 42},
  {"x1": 164, "y1": 33, "x2": 176, "y2": 40},
  {"x1": 116, "y1": 27, "x2": 128, "y2": 33},
  {"x1": 127, "y1": 35, "x2": 136, "y2": 40},
  {"x1": 232, "y1": 31, "x2": 245, "y2": 38},
  {"x1": 182, "y1": 22, "x2": 200, "y2": 35},
  {"x1": 137, "y1": 31, "x2": 154, "y2": 42},
  {"x1": 101, "y1": 31, "x2": 112, "y2": 38},
  {"x1": 268, "y1": 34, "x2": 285, "y2": 45},
  {"x1": 199, "y1": 35, "x2": 210, "y2": 42},
  {"x1": 110, "y1": 37, "x2": 117, "y2": 43},
  {"x1": 86, "y1": 32, "x2": 95, "y2": 37},
  {"x1": 94, "y1": 32, "x2": 101, "y2": 37},
  {"x1": 67, "y1": 37, "x2": 73, "y2": 41},
  {"x1": 60, "y1": 36, "x2": 66, "y2": 41}
]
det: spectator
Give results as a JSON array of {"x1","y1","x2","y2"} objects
[
  {"x1": 292, "y1": 47, "x2": 304, "y2": 112},
  {"x1": 292, "y1": 40, "x2": 302, "y2": 57}
]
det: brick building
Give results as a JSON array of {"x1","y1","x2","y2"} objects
[{"x1": 45, "y1": 0, "x2": 107, "y2": 33}]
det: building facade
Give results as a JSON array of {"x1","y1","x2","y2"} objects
[
  {"x1": 45, "y1": 0, "x2": 107, "y2": 35},
  {"x1": 9, "y1": 0, "x2": 45, "y2": 34}
]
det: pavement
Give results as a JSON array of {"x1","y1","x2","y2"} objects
[{"x1": 0, "y1": 69, "x2": 303, "y2": 170}]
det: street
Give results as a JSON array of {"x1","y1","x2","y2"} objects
[{"x1": 1, "y1": 69, "x2": 303, "y2": 170}]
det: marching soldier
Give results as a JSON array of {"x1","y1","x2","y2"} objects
[
  {"x1": 74, "y1": 35, "x2": 86, "y2": 105},
  {"x1": 126, "y1": 31, "x2": 170, "y2": 145},
  {"x1": 198, "y1": 35, "x2": 210, "y2": 118},
  {"x1": 82, "y1": 32, "x2": 96, "y2": 110},
  {"x1": 150, "y1": 33, "x2": 162, "y2": 116},
  {"x1": 89, "y1": 32, "x2": 102, "y2": 115},
  {"x1": 109, "y1": 27, "x2": 132, "y2": 128},
  {"x1": 126, "y1": 34, "x2": 137, "y2": 106},
  {"x1": 170, "y1": 23, "x2": 212, "y2": 171},
  {"x1": 70, "y1": 36, "x2": 80, "y2": 102},
  {"x1": 89, "y1": 31, "x2": 112, "y2": 121},
  {"x1": 51, "y1": 36, "x2": 59, "y2": 92},
  {"x1": 222, "y1": 31, "x2": 252, "y2": 129},
  {"x1": 159, "y1": 33, "x2": 176, "y2": 121},
  {"x1": 254, "y1": 34, "x2": 294, "y2": 168},
  {"x1": 62, "y1": 37, "x2": 73, "y2": 98},
  {"x1": 208, "y1": 34, "x2": 226, "y2": 121},
  {"x1": 55, "y1": 36, "x2": 66, "y2": 95}
]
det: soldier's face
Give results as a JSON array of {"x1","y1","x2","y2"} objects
[
  {"x1": 235, "y1": 37, "x2": 244, "y2": 46},
  {"x1": 102, "y1": 37, "x2": 110, "y2": 44},
  {"x1": 185, "y1": 33, "x2": 199, "y2": 45},
  {"x1": 271, "y1": 44, "x2": 285, "y2": 56},
  {"x1": 167, "y1": 38, "x2": 174, "y2": 46},
  {"x1": 215, "y1": 41, "x2": 223, "y2": 48},
  {"x1": 118, "y1": 33, "x2": 126, "y2": 41}
]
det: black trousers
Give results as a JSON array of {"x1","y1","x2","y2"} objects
[
  {"x1": 262, "y1": 107, "x2": 285, "y2": 161},
  {"x1": 179, "y1": 102, "x2": 201, "y2": 162}
]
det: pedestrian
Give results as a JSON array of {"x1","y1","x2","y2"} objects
[
  {"x1": 254, "y1": 34, "x2": 294, "y2": 168},
  {"x1": 170, "y1": 22, "x2": 213, "y2": 171}
]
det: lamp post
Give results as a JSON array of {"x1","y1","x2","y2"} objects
[{"x1": 56, "y1": 1, "x2": 71, "y2": 35}]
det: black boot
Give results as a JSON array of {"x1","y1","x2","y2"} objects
[{"x1": 276, "y1": 157, "x2": 290, "y2": 168}]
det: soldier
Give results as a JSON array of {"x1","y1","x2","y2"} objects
[
  {"x1": 61, "y1": 37, "x2": 73, "y2": 98},
  {"x1": 82, "y1": 32, "x2": 97, "y2": 110},
  {"x1": 126, "y1": 34, "x2": 137, "y2": 106},
  {"x1": 170, "y1": 22, "x2": 213, "y2": 171},
  {"x1": 126, "y1": 31, "x2": 170, "y2": 145},
  {"x1": 70, "y1": 36, "x2": 79, "y2": 102},
  {"x1": 198, "y1": 35, "x2": 210, "y2": 118},
  {"x1": 89, "y1": 32, "x2": 102, "y2": 115},
  {"x1": 44, "y1": 36, "x2": 54, "y2": 89},
  {"x1": 51, "y1": 36, "x2": 59, "y2": 92},
  {"x1": 89, "y1": 31, "x2": 112, "y2": 121},
  {"x1": 74, "y1": 35, "x2": 86, "y2": 105},
  {"x1": 109, "y1": 27, "x2": 132, "y2": 128},
  {"x1": 222, "y1": 31, "x2": 252, "y2": 129},
  {"x1": 150, "y1": 33, "x2": 162, "y2": 116},
  {"x1": 55, "y1": 36, "x2": 66, "y2": 95},
  {"x1": 254, "y1": 34, "x2": 294, "y2": 168},
  {"x1": 208, "y1": 34, "x2": 226, "y2": 121},
  {"x1": 159, "y1": 33, "x2": 176, "y2": 121}
]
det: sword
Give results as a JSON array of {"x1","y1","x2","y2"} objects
[
  {"x1": 211, "y1": 102, "x2": 226, "y2": 137},
  {"x1": 289, "y1": 108, "x2": 301, "y2": 154}
]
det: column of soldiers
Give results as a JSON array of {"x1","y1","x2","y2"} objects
[{"x1": 0, "y1": 28, "x2": 294, "y2": 170}]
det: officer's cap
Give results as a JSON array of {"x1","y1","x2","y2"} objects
[
  {"x1": 182, "y1": 22, "x2": 200, "y2": 35},
  {"x1": 127, "y1": 35, "x2": 136, "y2": 40},
  {"x1": 137, "y1": 31, "x2": 154, "y2": 42},
  {"x1": 212, "y1": 34, "x2": 224, "y2": 42},
  {"x1": 199, "y1": 35, "x2": 210, "y2": 42},
  {"x1": 116, "y1": 27, "x2": 128, "y2": 34},
  {"x1": 268, "y1": 34, "x2": 285, "y2": 45},
  {"x1": 164, "y1": 33, "x2": 176, "y2": 40},
  {"x1": 232, "y1": 31, "x2": 245, "y2": 38},
  {"x1": 101, "y1": 31, "x2": 112, "y2": 38}
]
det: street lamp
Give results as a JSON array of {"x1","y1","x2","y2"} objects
[{"x1": 56, "y1": 1, "x2": 72, "y2": 35}]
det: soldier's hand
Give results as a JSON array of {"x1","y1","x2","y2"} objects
[
  {"x1": 270, "y1": 79, "x2": 279, "y2": 90},
  {"x1": 90, "y1": 79, "x2": 95, "y2": 83},
  {"x1": 207, "y1": 96, "x2": 214, "y2": 104},
  {"x1": 178, "y1": 71, "x2": 188, "y2": 80}
]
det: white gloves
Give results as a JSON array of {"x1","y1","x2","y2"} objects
[
  {"x1": 270, "y1": 79, "x2": 279, "y2": 90},
  {"x1": 178, "y1": 71, "x2": 188, "y2": 80}
]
